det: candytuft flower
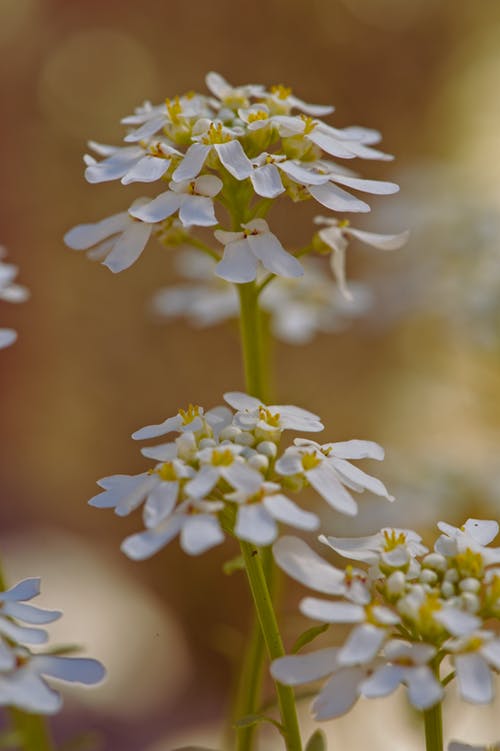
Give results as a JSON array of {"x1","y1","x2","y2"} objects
[{"x1": 0, "y1": 247, "x2": 29, "y2": 349}]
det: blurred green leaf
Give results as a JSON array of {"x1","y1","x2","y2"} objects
[
  {"x1": 305, "y1": 729, "x2": 327, "y2": 751},
  {"x1": 292, "y1": 623, "x2": 329, "y2": 653},
  {"x1": 234, "y1": 713, "x2": 282, "y2": 732}
]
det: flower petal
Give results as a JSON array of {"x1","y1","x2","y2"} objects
[
  {"x1": 103, "y1": 222, "x2": 152, "y2": 273},
  {"x1": 271, "y1": 647, "x2": 339, "y2": 685},
  {"x1": 179, "y1": 196, "x2": 217, "y2": 227},
  {"x1": 337, "y1": 624, "x2": 386, "y2": 666},
  {"x1": 455, "y1": 653, "x2": 493, "y2": 704},
  {"x1": 300, "y1": 597, "x2": 365, "y2": 623},
  {"x1": 121, "y1": 516, "x2": 184, "y2": 560},
  {"x1": 215, "y1": 239, "x2": 257, "y2": 283},
  {"x1": 180, "y1": 514, "x2": 224, "y2": 555},
  {"x1": 34, "y1": 655, "x2": 106, "y2": 685},
  {"x1": 308, "y1": 183, "x2": 370, "y2": 213},
  {"x1": 246, "y1": 232, "x2": 303, "y2": 278},
  {"x1": 121, "y1": 156, "x2": 171, "y2": 185},
  {"x1": 264, "y1": 494, "x2": 319, "y2": 531},
  {"x1": 307, "y1": 463, "x2": 358, "y2": 515},
  {"x1": 312, "y1": 667, "x2": 364, "y2": 720},
  {"x1": 235, "y1": 504, "x2": 277, "y2": 546},
  {"x1": 346, "y1": 227, "x2": 410, "y2": 250},
  {"x1": 250, "y1": 164, "x2": 285, "y2": 198},
  {"x1": 173, "y1": 143, "x2": 210, "y2": 181},
  {"x1": 64, "y1": 213, "x2": 129, "y2": 250},
  {"x1": 273, "y1": 536, "x2": 345, "y2": 595},
  {"x1": 215, "y1": 141, "x2": 253, "y2": 180}
]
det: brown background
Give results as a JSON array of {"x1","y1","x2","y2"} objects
[{"x1": 1, "y1": 1, "x2": 499, "y2": 749}]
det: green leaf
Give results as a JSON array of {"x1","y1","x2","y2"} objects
[
  {"x1": 222, "y1": 554, "x2": 245, "y2": 575},
  {"x1": 292, "y1": 623, "x2": 329, "y2": 654},
  {"x1": 233, "y1": 714, "x2": 282, "y2": 732},
  {"x1": 305, "y1": 729, "x2": 327, "y2": 751}
]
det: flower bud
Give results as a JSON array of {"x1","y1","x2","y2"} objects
[
  {"x1": 422, "y1": 553, "x2": 447, "y2": 572},
  {"x1": 257, "y1": 441, "x2": 278, "y2": 459},
  {"x1": 386, "y1": 570, "x2": 406, "y2": 596},
  {"x1": 248, "y1": 454, "x2": 269, "y2": 472},
  {"x1": 459, "y1": 577, "x2": 481, "y2": 593}
]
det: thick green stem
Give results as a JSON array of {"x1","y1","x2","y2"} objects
[
  {"x1": 423, "y1": 702, "x2": 444, "y2": 751},
  {"x1": 240, "y1": 542, "x2": 302, "y2": 751},
  {"x1": 237, "y1": 282, "x2": 268, "y2": 402},
  {"x1": 9, "y1": 710, "x2": 55, "y2": 751}
]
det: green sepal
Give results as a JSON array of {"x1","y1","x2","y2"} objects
[
  {"x1": 305, "y1": 729, "x2": 327, "y2": 751},
  {"x1": 292, "y1": 623, "x2": 329, "y2": 654}
]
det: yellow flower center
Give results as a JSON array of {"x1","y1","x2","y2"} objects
[
  {"x1": 258, "y1": 406, "x2": 281, "y2": 427},
  {"x1": 383, "y1": 530, "x2": 407, "y2": 551},
  {"x1": 270, "y1": 84, "x2": 292, "y2": 100},
  {"x1": 454, "y1": 549, "x2": 484, "y2": 579},
  {"x1": 178, "y1": 404, "x2": 202, "y2": 425},
  {"x1": 300, "y1": 115, "x2": 317, "y2": 135},
  {"x1": 202, "y1": 122, "x2": 232, "y2": 144},
  {"x1": 248, "y1": 110, "x2": 269, "y2": 123},
  {"x1": 165, "y1": 96, "x2": 183, "y2": 123},
  {"x1": 156, "y1": 462, "x2": 178, "y2": 482},
  {"x1": 301, "y1": 452, "x2": 321, "y2": 471},
  {"x1": 211, "y1": 449, "x2": 235, "y2": 466}
]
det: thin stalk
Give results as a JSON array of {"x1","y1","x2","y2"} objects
[
  {"x1": 9, "y1": 710, "x2": 55, "y2": 751},
  {"x1": 423, "y1": 702, "x2": 444, "y2": 751},
  {"x1": 237, "y1": 282, "x2": 268, "y2": 402},
  {"x1": 240, "y1": 541, "x2": 302, "y2": 751}
]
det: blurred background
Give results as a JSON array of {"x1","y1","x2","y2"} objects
[{"x1": 1, "y1": 0, "x2": 500, "y2": 748}]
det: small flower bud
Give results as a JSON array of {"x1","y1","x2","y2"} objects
[
  {"x1": 386, "y1": 570, "x2": 406, "y2": 596},
  {"x1": 422, "y1": 553, "x2": 447, "y2": 572},
  {"x1": 441, "y1": 581, "x2": 455, "y2": 599},
  {"x1": 444, "y1": 568, "x2": 459, "y2": 583},
  {"x1": 220, "y1": 426, "x2": 242, "y2": 441},
  {"x1": 459, "y1": 577, "x2": 481, "y2": 593},
  {"x1": 461, "y1": 592, "x2": 480, "y2": 613},
  {"x1": 247, "y1": 454, "x2": 269, "y2": 472},
  {"x1": 420, "y1": 569, "x2": 438, "y2": 585},
  {"x1": 256, "y1": 441, "x2": 278, "y2": 459},
  {"x1": 199, "y1": 438, "x2": 217, "y2": 449},
  {"x1": 234, "y1": 431, "x2": 255, "y2": 447}
]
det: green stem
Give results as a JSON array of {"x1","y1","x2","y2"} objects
[
  {"x1": 423, "y1": 701, "x2": 444, "y2": 751},
  {"x1": 240, "y1": 542, "x2": 302, "y2": 751},
  {"x1": 237, "y1": 282, "x2": 268, "y2": 402},
  {"x1": 9, "y1": 710, "x2": 55, "y2": 751}
]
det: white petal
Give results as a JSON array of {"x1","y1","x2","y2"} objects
[
  {"x1": 223, "y1": 462, "x2": 263, "y2": 494},
  {"x1": 141, "y1": 443, "x2": 178, "y2": 461},
  {"x1": 329, "y1": 173, "x2": 399, "y2": 195},
  {"x1": 300, "y1": 597, "x2": 365, "y2": 623},
  {"x1": 143, "y1": 482, "x2": 178, "y2": 527},
  {"x1": 215, "y1": 141, "x2": 253, "y2": 180},
  {"x1": 361, "y1": 665, "x2": 403, "y2": 698},
  {"x1": 307, "y1": 129, "x2": 358, "y2": 159},
  {"x1": 64, "y1": 213, "x2": 129, "y2": 250},
  {"x1": 455, "y1": 653, "x2": 493, "y2": 703},
  {"x1": 185, "y1": 466, "x2": 219, "y2": 499},
  {"x1": 320, "y1": 533, "x2": 380, "y2": 564},
  {"x1": 205, "y1": 71, "x2": 231, "y2": 99},
  {"x1": 84, "y1": 147, "x2": 143, "y2": 183},
  {"x1": 271, "y1": 648, "x2": 339, "y2": 685},
  {"x1": 435, "y1": 608, "x2": 481, "y2": 637},
  {"x1": 180, "y1": 514, "x2": 224, "y2": 555},
  {"x1": 0, "y1": 619, "x2": 48, "y2": 645},
  {"x1": 312, "y1": 667, "x2": 364, "y2": 720},
  {"x1": 247, "y1": 232, "x2": 303, "y2": 278},
  {"x1": 264, "y1": 494, "x2": 319, "y2": 531},
  {"x1": 173, "y1": 143, "x2": 210, "y2": 181},
  {"x1": 250, "y1": 164, "x2": 285, "y2": 198},
  {"x1": 194, "y1": 174, "x2": 223, "y2": 197},
  {"x1": 0, "y1": 329, "x2": 16, "y2": 348},
  {"x1": 337, "y1": 624, "x2": 386, "y2": 666},
  {"x1": 179, "y1": 196, "x2": 217, "y2": 227},
  {"x1": 223, "y1": 392, "x2": 261, "y2": 410},
  {"x1": 34, "y1": 655, "x2": 106, "y2": 685},
  {"x1": 308, "y1": 183, "x2": 370, "y2": 213},
  {"x1": 0, "y1": 670, "x2": 61, "y2": 714},
  {"x1": 326, "y1": 440, "x2": 384, "y2": 461},
  {"x1": 307, "y1": 464, "x2": 358, "y2": 515},
  {"x1": 346, "y1": 227, "x2": 410, "y2": 250},
  {"x1": 275, "y1": 450, "x2": 305, "y2": 476},
  {"x1": 129, "y1": 191, "x2": 182, "y2": 223},
  {"x1": 275, "y1": 405, "x2": 323, "y2": 431},
  {"x1": 273, "y1": 536, "x2": 345, "y2": 595},
  {"x1": 121, "y1": 156, "x2": 170, "y2": 185},
  {"x1": 124, "y1": 114, "x2": 167, "y2": 142},
  {"x1": 121, "y1": 516, "x2": 184, "y2": 560},
  {"x1": 331, "y1": 458, "x2": 393, "y2": 500},
  {"x1": 481, "y1": 639, "x2": 500, "y2": 670},
  {"x1": 235, "y1": 504, "x2": 277, "y2": 545},
  {"x1": 216, "y1": 239, "x2": 257, "y2": 283},
  {"x1": 288, "y1": 96, "x2": 334, "y2": 116},
  {"x1": 279, "y1": 160, "x2": 330, "y2": 186},
  {"x1": 0, "y1": 579, "x2": 40, "y2": 602},
  {"x1": 103, "y1": 222, "x2": 152, "y2": 273},
  {"x1": 406, "y1": 666, "x2": 444, "y2": 709},
  {"x1": 132, "y1": 415, "x2": 184, "y2": 440},
  {"x1": 2, "y1": 602, "x2": 61, "y2": 625},
  {"x1": 464, "y1": 519, "x2": 499, "y2": 546}
]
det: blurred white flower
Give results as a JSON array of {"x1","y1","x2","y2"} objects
[{"x1": 0, "y1": 247, "x2": 29, "y2": 349}]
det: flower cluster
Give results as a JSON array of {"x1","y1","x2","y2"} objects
[
  {"x1": 272, "y1": 519, "x2": 500, "y2": 719},
  {"x1": 64, "y1": 72, "x2": 406, "y2": 288},
  {"x1": 152, "y1": 251, "x2": 372, "y2": 344},
  {"x1": 89, "y1": 393, "x2": 393, "y2": 558},
  {"x1": 0, "y1": 247, "x2": 29, "y2": 350},
  {"x1": 0, "y1": 577, "x2": 105, "y2": 714}
]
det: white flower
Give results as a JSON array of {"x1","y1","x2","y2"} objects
[
  {"x1": 215, "y1": 218, "x2": 303, "y2": 282},
  {"x1": 449, "y1": 743, "x2": 500, "y2": 751},
  {"x1": 172, "y1": 121, "x2": 253, "y2": 182},
  {"x1": 446, "y1": 631, "x2": 500, "y2": 704},
  {"x1": 436, "y1": 519, "x2": 500, "y2": 565},
  {"x1": 228, "y1": 481, "x2": 319, "y2": 546},
  {"x1": 132, "y1": 403, "x2": 232, "y2": 442},
  {"x1": 271, "y1": 646, "x2": 373, "y2": 720},
  {"x1": 275, "y1": 437, "x2": 392, "y2": 516},
  {"x1": 0, "y1": 247, "x2": 29, "y2": 350},
  {"x1": 322, "y1": 527, "x2": 427, "y2": 567},
  {"x1": 64, "y1": 199, "x2": 157, "y2": 273},
  {"x1": 129, "y1": 175, "x2": 223, "y2": 227},
  {"x1": 360, "y1": 640, "x2": 443, "y2": 710},
  {"x1": 205, "y1": 72, "x2": 265, "y2": 110},
  {"x1": 84, "y1": 140, "x2": 180, "y2": 185},
  {"x1": 223, "y1": 392, "x2": 323, "y2": 438},
  {"x1": 121, "y1": 93, "x2": 210, "y2": 143},
  {"x1": 0, "y1": 650, "x2": 105, "y2": 714},
  {"x1": 314, "y1": 216, "x2": 409, "y2": 298}
]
